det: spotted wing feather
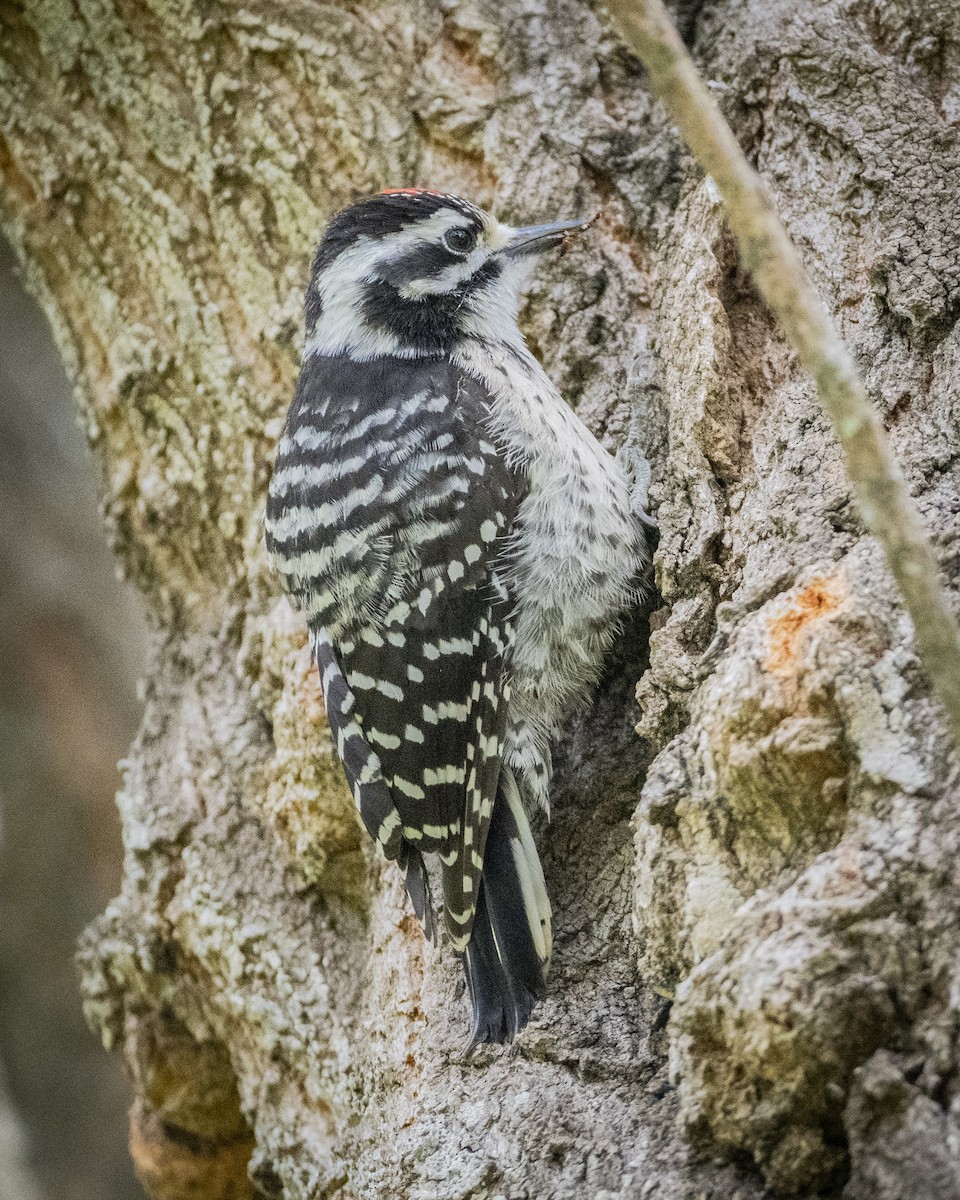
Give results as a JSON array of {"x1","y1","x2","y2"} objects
[{"x1": 266, "y1": 354, "x2": 521, "y2": 944}]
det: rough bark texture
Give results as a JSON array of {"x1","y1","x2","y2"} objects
[{"x1": 1, "y1": 1, "x2": 959, "y2": 1197}]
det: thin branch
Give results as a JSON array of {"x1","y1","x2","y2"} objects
[{"x1": 607, "y1": 0, "x2": 960, "y2": 753}]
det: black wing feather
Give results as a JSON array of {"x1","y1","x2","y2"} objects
[{"x1": 267, "y1": 353, "x2": 522, "y2": 945}]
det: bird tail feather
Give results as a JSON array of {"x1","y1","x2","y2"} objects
[{"x1": 462, "y1": 767, "x2": 551, "y2": 1054}]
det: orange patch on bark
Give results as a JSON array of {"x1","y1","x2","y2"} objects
[
  {"x1": 291, "y1": 642, "x2": 326, "y2": 724},
  {"x1": 765, "y1": 573, "x2": 847, "y2": 677}
]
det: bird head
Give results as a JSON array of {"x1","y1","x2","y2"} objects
[{"x1": 304, "y1": 189, "x2": 591, "y2": 360}]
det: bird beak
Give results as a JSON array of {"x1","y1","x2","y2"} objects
[{"x1": 501, "y1": 217, "x2": 594, "y2": 257}]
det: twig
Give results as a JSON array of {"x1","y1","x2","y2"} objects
[{"x1": 607, "y1": 0, "x2": 960, "y2": 753}]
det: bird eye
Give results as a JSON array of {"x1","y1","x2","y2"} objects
[{"x1": 443, "y1": 227, "x2": 476, "y2": 255}]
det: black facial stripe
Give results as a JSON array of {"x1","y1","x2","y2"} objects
[
  {"x1": 361, "y1": 256, "x2": 505, "y2": 353},
  {"x1": 361, "y1": 281, "x2": 462, "y2": 354},
  {"x1": 378, "y1": 242, "x2": 465, "y2": 288},
  {"x1": 462, "y1": 257, "x2": 503, "y2": 296}
]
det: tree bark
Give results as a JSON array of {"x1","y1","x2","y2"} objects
[{"x1": 2, "y1": 1, "x2": 959, "y2": 1197}]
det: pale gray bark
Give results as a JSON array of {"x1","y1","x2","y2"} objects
[
  {"x1": 1, "y1": 1, "x2": 959, "y2": 1197},
  {"x1": 610, "y1": 0, "x2": 960, "y2": 752}
]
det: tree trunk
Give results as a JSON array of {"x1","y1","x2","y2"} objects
[{"x1": 2, "y1": 1, "x2": 959, "y2": 1196}]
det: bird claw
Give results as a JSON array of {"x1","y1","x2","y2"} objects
[{"x1": 616, "y1": 438, "x2": 659, "y2": 534}]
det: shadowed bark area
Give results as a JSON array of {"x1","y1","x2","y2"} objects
[{"x1": 1, "y1": 1, "x2": 959, "y2": 1197}]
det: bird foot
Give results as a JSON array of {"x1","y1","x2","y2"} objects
[{"x1": 616, "y1": 437, "x2": 658, "y2": 533}]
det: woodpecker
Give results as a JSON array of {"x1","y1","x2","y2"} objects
[{"x1": 266, "y1": 189, "x2": 648, "y2": 1051}]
